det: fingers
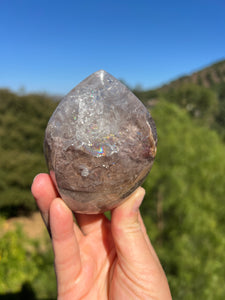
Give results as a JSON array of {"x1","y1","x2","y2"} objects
[
  {"x1": 31, "y1": 173, "x2": 58, "y2": 233},
  {"x1": 75, "y1": 213, "x2": 110, "y2": 235},
  {"x1": 50, "y1": 198, "x2": 82, "y2": 294},
  {"x1": 31, "y1": 173, "x2": 83, "y2": 239},
  {"x1": 111, "y1": 187, "x2": 161, "y2": 270}
]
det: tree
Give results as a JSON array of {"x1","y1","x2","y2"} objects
[
  {"x1": 142, "y1": 101, "x2": 225, "y2": 299},
  {"x1": 214, "y1": 83, "x2": 225, "y2": 141},
  {"x1": 0, "y1": 90, "x2": 57, "y2": 216},
  {"x1": 164, "y1": 83, "x2": 218, "y2": 125}
]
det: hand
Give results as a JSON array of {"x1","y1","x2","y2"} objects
[{"x1": 31, "y1": 173, "x2": 172, "y2": 300}]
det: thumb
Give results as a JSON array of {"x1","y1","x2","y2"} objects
[
  {"x1": 111, "y1": 188, "x2": 172, "y2": 300},
  {"x1": 111, "y1": 187, "x2": 153, "y2": 267}
]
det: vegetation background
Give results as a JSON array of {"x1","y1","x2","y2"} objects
[{"x1": 0, "y1": 60, "x2": 225, "y2": 299}]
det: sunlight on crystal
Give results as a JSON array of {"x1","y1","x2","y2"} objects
[{"x1": 44, "y1": 70, "x2": 157, "y2": 213}]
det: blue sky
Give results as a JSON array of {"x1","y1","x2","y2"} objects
[{"x1": 0, "y1": 0, "x2": 224, "y2": 95}]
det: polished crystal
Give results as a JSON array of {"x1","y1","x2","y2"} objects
[{"x1": 44, "y1": 70, "x2": 157, "y2": 213}]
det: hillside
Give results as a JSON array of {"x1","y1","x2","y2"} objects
[
  {"x1": 0, "y1": 89, "x2": 58, "y2": 216},
  {"x1": 134, "y1": 59, "x2": 225, "y2": 141},
  {"x1": 158, "y1": 59, "x2": 225, "y2": 91},
  {"x1": 0, "y1": 62, "x2": 225, "y2": 298},
  {"x1": 134, "y1": 59, "x2": 225, "y2": 101}
]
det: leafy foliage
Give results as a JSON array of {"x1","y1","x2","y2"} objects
[
  {"x1": 0, "y1": 79, "x2": 225, "y2": 299},
  {"x1": 0, "y1": 220, "x2": 56, "y2": 299},
  {"x1": 0, "y1": 90, "x2": 57, "y2": 216},
  {"x1": 136, "y1": 59, "x2": 225, "y2": 140},
  {"x1": 164, "y1": 83, "x2": 218, "y2": 124},
  {"x1": 214, "y1": 83, "x2": 225, "y2": 140},
  {"x1": 142, "y1": 101, "x2": 225, "y2": 299},
  {"x1": 133, "y1": 89, "x2": 160, "y2": 106}
]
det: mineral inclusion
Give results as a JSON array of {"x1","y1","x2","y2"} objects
[{"x1": 44, "y1": 70, "x2": 157, "y2": 214}]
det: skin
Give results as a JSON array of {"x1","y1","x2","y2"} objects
[{"x1": 31, "y1": 173, "x2": 172, "y2": 300}]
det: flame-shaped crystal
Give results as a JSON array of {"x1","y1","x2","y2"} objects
[{"x1": 44, "y1": 70, "x2": 157, "y2": 213}]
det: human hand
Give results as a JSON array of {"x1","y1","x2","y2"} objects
[{"x1": 31, "y1": 173, "x2": 172, "y2": 300}]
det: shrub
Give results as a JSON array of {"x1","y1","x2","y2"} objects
[{"x1": 0, "y1": 220, "x2": 57, "y2": 299}]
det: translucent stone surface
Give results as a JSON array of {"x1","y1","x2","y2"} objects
[{"x1": 44, "y1": 70, "x2": 157, "y2": 214}]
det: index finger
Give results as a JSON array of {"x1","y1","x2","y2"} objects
[{"x1": 31, "y1": 173, "x2": 59, "y2": 234}]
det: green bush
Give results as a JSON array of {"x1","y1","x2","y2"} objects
[
  {"x1": 142, "y1": 101, "x2": 225, "y2": 299},
  {"x1": 0, "y1": 149, "x2": 46, "y2": 216},
  {"x1": 164, "y1": 83, "x2": 218, "y2": 125},
  {"x1": 0, "y1": 219, "x2": 57, "y2": 299},
  {"x1": 0, "y1": 90, "x2": 57, "y2": 216},
  {"x1": 1, "y1": 89, "x2": 225, "y2": 299}
]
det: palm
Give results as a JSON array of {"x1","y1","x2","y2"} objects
[
  {"x1": 56, "y1": 215, "x2": 150, "y2": 300},
  {"x1": 32, "y1": 173, "x2": 172, "y2": 300},
  {"x1": 67, "y1": 216, "x2": 116, "y2": 299}
]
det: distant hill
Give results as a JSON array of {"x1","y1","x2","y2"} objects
[
  {"x1": 133, "y1": 59, "x2": 225, "y2": 103},
  {"x1": 158, "y1": 59, "x2": 225, "y2": 92},
  {"x1": 133, "y1": 59, "x2": 225, "y2": 141}
]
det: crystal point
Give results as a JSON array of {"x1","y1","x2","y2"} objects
[{"x1": 44, "y1": 70, "x2": 157, "y2": 213}]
